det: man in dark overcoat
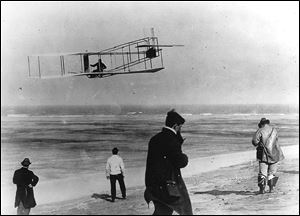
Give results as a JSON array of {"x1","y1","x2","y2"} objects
[
  {"x1": 13, "y1": 158, "x2": 39, "y2": 215},
  {"x1": 144, "y1": 110, "x2": 193, "y2": 215}
]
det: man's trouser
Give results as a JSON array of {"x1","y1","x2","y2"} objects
[
  {"x1": 110, "y1": 174, "x2": 126, "y2": 201},
  {"x1": 258, "y1": 161, "x2": 279, "y2": 192},
  {"x1": 17, "y1": 201, "x2": 30, "y2": 215},
  {"x1": 259, "y1": 161, "x2": 278, "y2": 181}
]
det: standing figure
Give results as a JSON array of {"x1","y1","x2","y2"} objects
[
  {"x1": 106, "y1": 147, "x2": 126, "y2": 202},
  {"x1": 13, "y1": 158, "x2": 39, "y2": 215},
  {"x1": 252, "y1": 118, "x2": 285, "y2": 194},
  {"x1": 144, "y1": 109, "x2": 193, "y2": 215}
]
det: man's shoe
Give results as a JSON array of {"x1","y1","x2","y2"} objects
[
  {"x1": 268, "y1": 178, "x2": 272, "y2": 193},
  {"x1": 268, "y1": 176, "x2": 279, "y2": 193},
  {"x1": 258, "y1": 175, "x2": 266, "y2": 194},
  {"x1": 273, "y1": 176, "x2": 279, "y2": 187},
  {"x1": 258, "y1": 187, "x2": 265, "y2": 194}
]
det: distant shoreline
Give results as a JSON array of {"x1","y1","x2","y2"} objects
[
  {"x1": 1, "y1": 104, "x2": 299, "y2": 116},
  {"x1": 1, "y1": 104, "x2": 299, "y2": 111}
]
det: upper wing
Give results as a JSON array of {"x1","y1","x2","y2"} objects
[
  {"x1": 136, "y1": 44, "x2": 184, "y2": 48},
  {"x1": 30, "y1": 50, "x2": 162, "y2": 57},
  {"x1": 30, "y1": 51, "x2": 88, "y2": 57}
]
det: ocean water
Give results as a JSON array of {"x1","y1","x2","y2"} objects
[{"x1": 1, "y1": 105, "x2": 299, "y2": 188}]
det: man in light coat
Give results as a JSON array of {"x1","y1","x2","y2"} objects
[
  {"x1": 252, "y1": 118, "x2": 284, "y2": 194},
  {"x1": 13, "y1": 158, "x2": 39, "y2": 215},
  {"x1": 106, "y1": 147, "x2": 126, "y2": 202}
]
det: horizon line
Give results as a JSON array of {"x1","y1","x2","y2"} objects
[{"x1": 1, "y1": 103, "x2": 299, "y2": 108}]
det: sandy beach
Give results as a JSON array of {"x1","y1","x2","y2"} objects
[
  {"x1": 2, "y1": 1, "x2": 299, "y2": 215},
  {"x1": 19, "y1": 145, "x2": 298, "y2": 215}
]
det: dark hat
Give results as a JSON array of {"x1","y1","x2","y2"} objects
[
  {"x1": 165, "y1": 109, "x2": 185, "y2": 127},
  {"x1": 112, "y1": 147, "x2": 119, "y2": 154},
  {"x1": 259, "y1": 118, "x2": 270, "y2": 126},
  {"x1": 21, "y1": 158, "x2": 31, "y2": 166}
]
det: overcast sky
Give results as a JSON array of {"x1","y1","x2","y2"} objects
[{"x1": 1, "y1": 1, "x2": 299, "y2": 106}]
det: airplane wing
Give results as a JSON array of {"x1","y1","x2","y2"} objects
[
  {"x1": 72, "y1": 67, "x2": 164, "y2": 76},
  {"x1": 28, "y1": 33, "x2": 167, "y2": 79},
  {"x1": 29, "y1": 68, "x2": 164, "y2": 79},
  {"x1": 30, "y1": 50, "x2": 162, "y2": 56},
  {"x1": 30, "y1": 51, "x2": 118, "y2": 56},
  {"x1": 136, "y1": 45, "x2": 184, "y2": 48},
  {"x1": 30, "y1": 52, "x2": 87, "y2": 57}
]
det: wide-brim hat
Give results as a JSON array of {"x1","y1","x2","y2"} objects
[
  {"x1": 259, "y1": 118, "x2": 270, "y2": 126},
  {"x1": 21, "y1": 158, "x2": 31, "y2": 166}
]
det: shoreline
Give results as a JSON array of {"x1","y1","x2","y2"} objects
[
  {"x1": 32, "y1": 151, "x2": 299, "y2": 215},
  {"x1": 2, "y1": 145, "x2": 298, "y2": 215}
]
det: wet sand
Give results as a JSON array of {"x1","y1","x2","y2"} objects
[{"x1": 28, "y1": 145, "x2": 299, "y2": 215}]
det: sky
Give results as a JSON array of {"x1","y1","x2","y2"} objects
[{"x1": 1, "y1": 1, "x2": 299, "y2": 106}]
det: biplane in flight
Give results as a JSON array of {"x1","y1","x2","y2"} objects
[{"x1": 27, "y1": 29, "x2": 183, "y2": 79}]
